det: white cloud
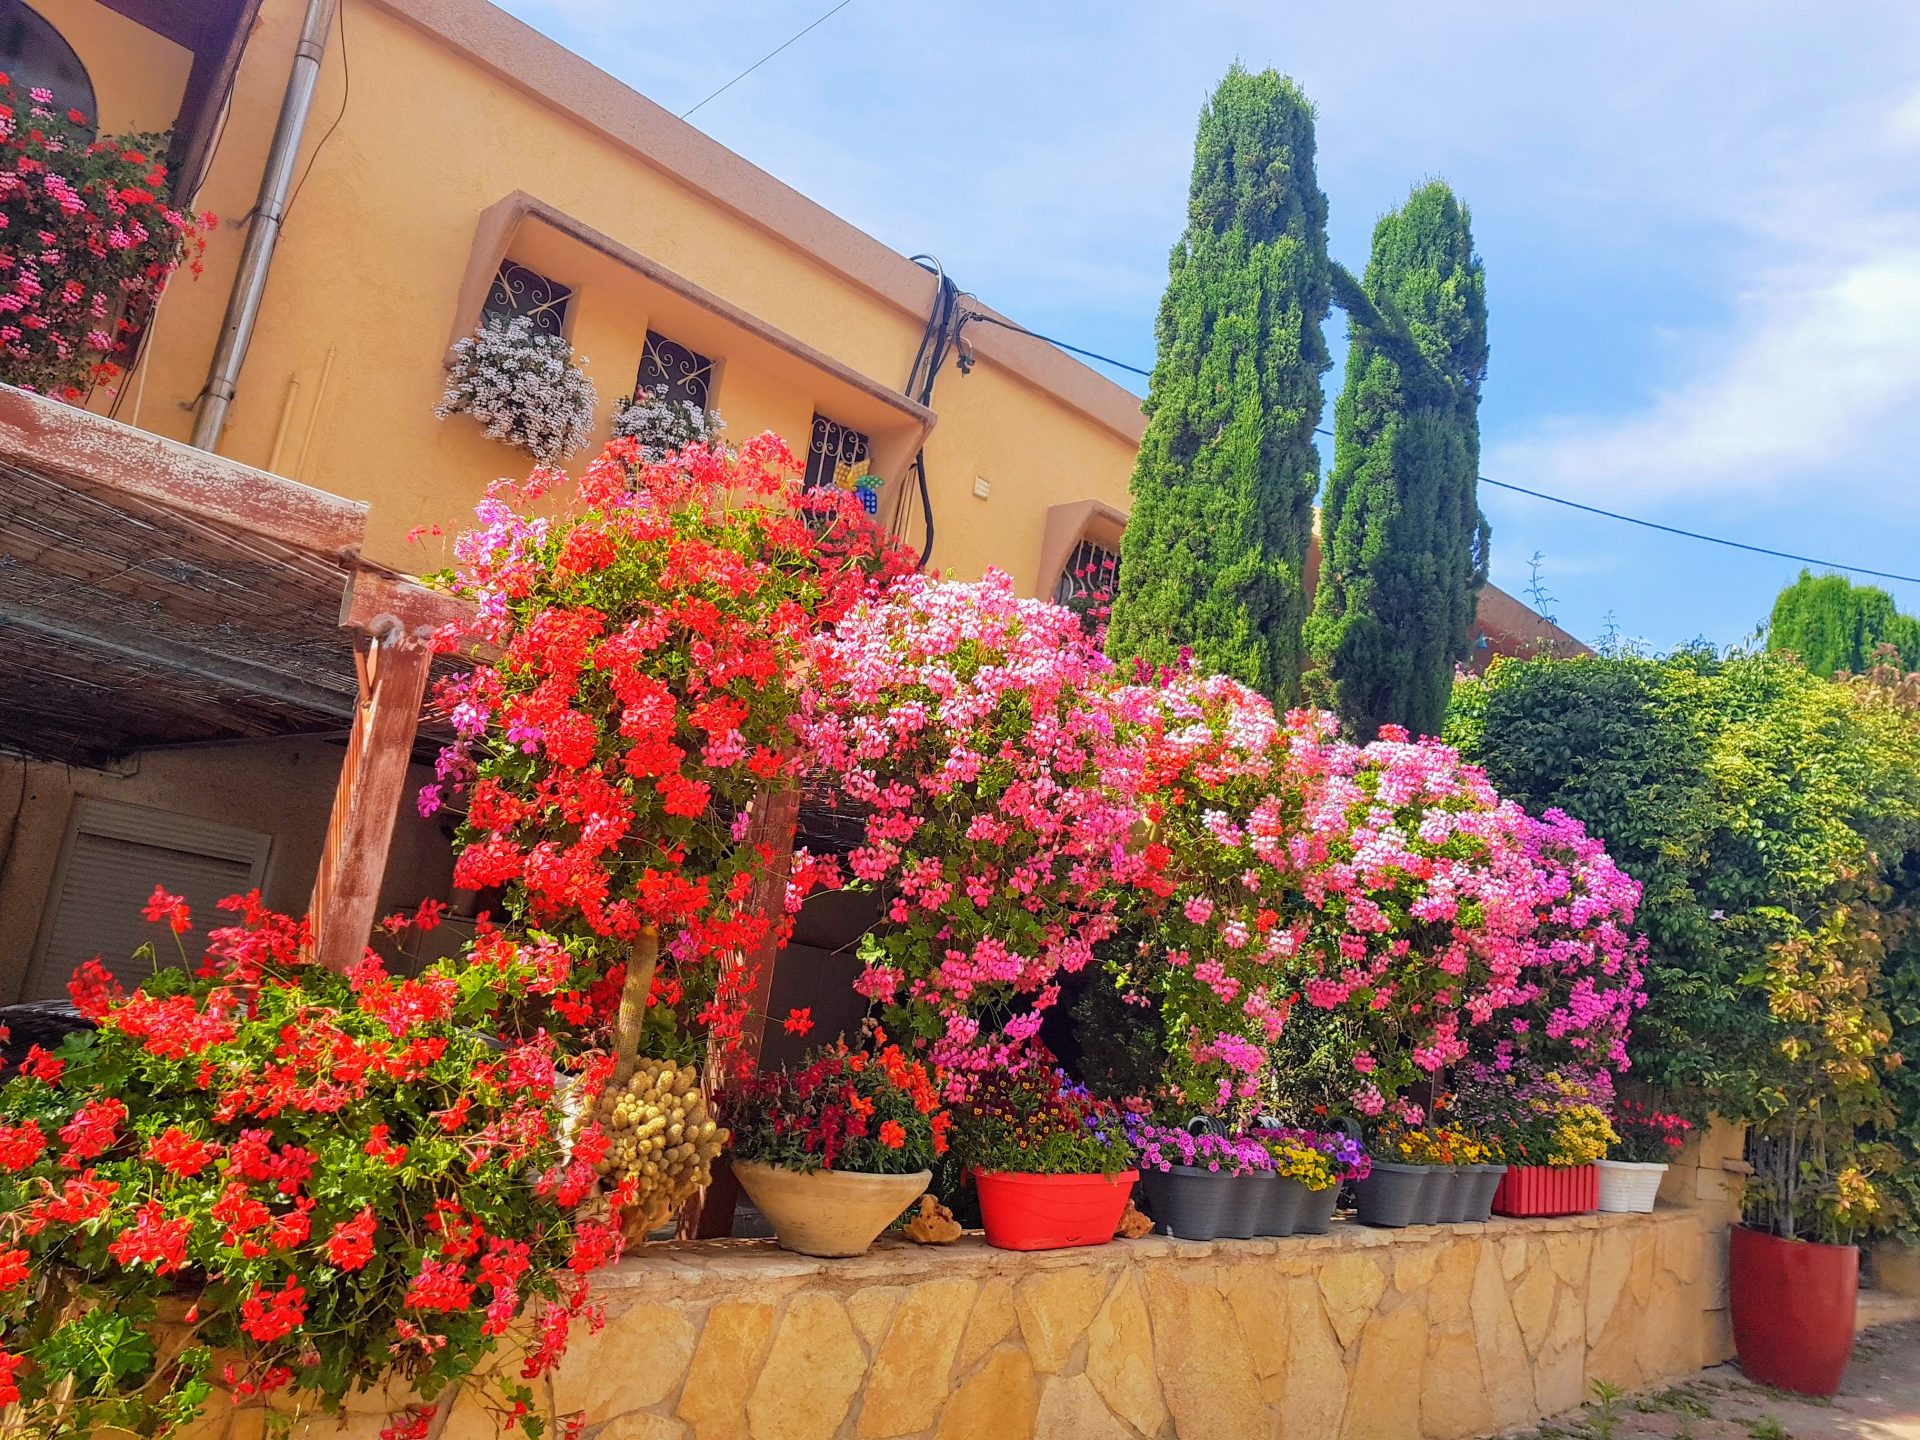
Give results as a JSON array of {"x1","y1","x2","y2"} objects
[{"x1": 1487, "y1": 248, "x2": 1920, "y2": 507}]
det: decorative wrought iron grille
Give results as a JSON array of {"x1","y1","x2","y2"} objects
[
  {"x1": 482, "y1": 260, "x2": 572, "y2": 339},
  {"x1": 636, "y1": 331, "x2": 713, "y2": 410},
  {"x1": 803, "y1": 414, "x2": 871, "y2": 491},
  {"x1": 1054, "y1": 537, "x2": 1120, "y2": 605}
]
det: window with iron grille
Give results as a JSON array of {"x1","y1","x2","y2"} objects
[
  {"x1": 803, "y1": 414, "x2": 871, "y2": 491},
  {"x1": 636, "y1": 330, "x2": 713, "y2": 411},
  {"x1": 1054, "y1": 538, "x2": 1120, "y2": 605},
  {"x1": 482, "y1": 260, "x2": 572, "y2": 339}
]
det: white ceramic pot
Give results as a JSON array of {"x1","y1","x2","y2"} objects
[
  {"x1": 732, "y1": 1160, "x2": 932, "y2": 1257},
  {"x1": 1595, "y1": 1158, "x2": 1667, "y2": 1214}
]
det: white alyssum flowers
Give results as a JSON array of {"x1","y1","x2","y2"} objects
[
  {"x1": 610, "y1": 384, "x2": 724, "y2": 464},
  {"x1": 437, "y1": 316, "x2": 597, "y2": 463}
]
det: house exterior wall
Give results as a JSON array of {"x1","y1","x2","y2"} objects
[
  {"x1": 46, "y1": 0, "x2": 1143, "y2": 590},
  {"x1": 0, "y1": 739, "x2": 457, "y2": 1001},
  {"x1": 26, "y1": 0, "x2": 194, "y2": 135}
]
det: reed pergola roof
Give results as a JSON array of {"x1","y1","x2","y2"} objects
[{"x1": 0, "y1": 385, "x2": 404, "y2": 766}]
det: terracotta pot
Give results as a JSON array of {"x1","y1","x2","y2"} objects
[
  {"x1": 732, "y1": 1160, "x2": 931, "y2": 1258},
  {"x1": 976, "y1": 1169, "x2": 1137, "y2": 1250},
  {"x1": 1730, "y1": 1225, "x2": 1858, "y2": 1397},
  {"x1": 1491, "y1": 1164, "x2": 1598, "y2": 1218},
  {"x1": 1595, "y1": 1159, "x2": 1667, "y2": 1214}
]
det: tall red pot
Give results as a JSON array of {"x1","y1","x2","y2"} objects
[
  {"x1": 973, "y1": 1169, "x2": 1137, "y2": 1251},
  {"x1": 1729, "y1": 1224, "x2": 1858, "y2": 1397}
]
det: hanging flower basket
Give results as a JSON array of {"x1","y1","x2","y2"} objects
[
  {"x1": 437, "y1": 315, "x2": 597, "y2": 462},
  {"x1": 1491, "y1": 1164, "x2": 1598, "y2": 1217}
]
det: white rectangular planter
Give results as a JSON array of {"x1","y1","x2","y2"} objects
[{"x1": 1595, "y1": 1159, "x2": 1667, "y2": 1213}]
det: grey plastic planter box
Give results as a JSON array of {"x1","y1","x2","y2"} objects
[
  {"x1": 1255, "y1": 1176, "x2": 1308, "y2": 1237},
  {"x1": 1295, "y1": 1183, "x2": 1340, "y2": 1234},
  {"x1": 1353, "y1": 1161, "x2": 1430, "y2": 1228},
  {"x1": 1141, "y1": 1166, "x2": 1246, "y2": 1241},
  {"x1": 1462, "y1": 1163, "x2": 1507, "y2": 1222},
  {"x1": 1221, "y1": 1172, "x2": 1265, "y2": 1240},
  {"x1": 1440, "y1": 1164, "x2": 1481, "y2": 1223},
  {"x1": 1412, "y1": 1165, "x2": 1459, "y2": 1225}
]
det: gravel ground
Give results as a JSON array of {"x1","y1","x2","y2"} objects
[{"x1": 1502, "y1": 1324, "x2": 1920, "y2": 1440}]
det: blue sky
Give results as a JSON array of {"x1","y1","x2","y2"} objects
[{"x1": 499, "y1": 0, "x2": 1920, "y2": 651}]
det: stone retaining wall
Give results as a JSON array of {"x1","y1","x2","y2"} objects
[{"x1": 187, "y1": 1205, "x2": 1717, "y2": 1440}]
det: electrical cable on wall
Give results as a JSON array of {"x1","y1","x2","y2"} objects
[{"x1": 900, "y1": 256, "x2": 970, "y2": 571}]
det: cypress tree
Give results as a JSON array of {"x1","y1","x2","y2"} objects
[
  {"x1": 1104, "y1": 67, "x2": 1331, "y2": 702},
  {"x1": 1768, "y1": 569, "x2": 1920, "y2": 676},
  {"x1": 1305, "y1": 181, "x2": 1488, "y2": 740}
]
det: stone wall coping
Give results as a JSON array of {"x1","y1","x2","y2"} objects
[{"x1": 595, "y1": 1204, "x2": 1701, "y2": 1299}]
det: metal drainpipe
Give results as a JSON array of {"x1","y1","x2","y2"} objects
[{"x1": 190, "y1": 0, "x2": 338, "y2": 452}]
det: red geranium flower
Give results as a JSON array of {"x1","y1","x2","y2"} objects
[
  {"x1": 238, "y1": 1276, "x2": 306, "y2": 1344},
  {"x1": 141, "y1": 884, "x2": 192, "y2": 934},
  {"x1": 326, "y1": 1206, "x2": 378, "y2": 1271}
]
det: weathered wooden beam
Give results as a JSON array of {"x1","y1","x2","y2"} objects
[
  {"x1": 341, "y1": 568, "x2": 476, "y2": 640},
  {"x1": 0, "y1": 383, "x2": 367, "y2": 560},
  {"x1": 309, "y1": 634, "x2": 434, "y2": 971},
  {"x1": 681, "y1": 780, "x2": 804, "y2": 1239}
]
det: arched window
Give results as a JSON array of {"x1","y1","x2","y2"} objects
[{"x1": 0, "y1": 1, "x2": 96, "y2": 137}]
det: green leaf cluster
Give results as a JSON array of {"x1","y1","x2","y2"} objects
[
  {"x1": 1448, "y1": 650, "x2": 1920, "y2": 1241},
  {"x1": 1768, "y1": 569, "x2": 1920, "y2": 678},
  {"x1": 1307, "y1": 182, "x2": 1489, "y2": 740},
  {"x1": 1104, "y1": 66, "x2": 1331, "y2": 703}
]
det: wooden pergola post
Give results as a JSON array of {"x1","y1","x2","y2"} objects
[
  {"x1": 308, "y1": 572, "x2": 469, "y2": 972},
  {"x1": 680, "y1": 779, "x2": 804, "y2": 1238}
]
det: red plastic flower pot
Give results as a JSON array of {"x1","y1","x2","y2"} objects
[
  {"x1": 1730, "y1": 1224, "x2": 1858, "y2": 1397},
  {"x1": 1490, "y1": 1163, "x2": 1598, "y2": 1217},
  {"x1": 973, "y1": 1169, "x2": 1138, "y2": 1251}
]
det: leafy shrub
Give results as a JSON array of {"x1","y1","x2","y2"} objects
[{"x1": 1451, "y1": 649, "x2": 1920, "y2": 1237}]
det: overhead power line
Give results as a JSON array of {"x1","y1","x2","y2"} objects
[
  {"x1": 969, "y1": 313, "x2": 1919, "y2": 586},
  {"x1": 680, "y1": 0, "x2": 855, "y2": 120},
  {"x1": 959, "y1": 312, "x2": 1154, "y2": 378},
  {"x1": 1472, "y1": 476, "x2": 1920, "y2": 586}
]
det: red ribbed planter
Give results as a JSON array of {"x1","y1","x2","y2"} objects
[
  {"x1": 973, "y1": 1169, "x2": 1137, "y2": 1251},
  {"x1": 1490, "y1": 1164, "x2": 1597, "y2": 1217},
  {"x1": 1730, "y1": 1225, "x2": 1858, "y2": 1396}
]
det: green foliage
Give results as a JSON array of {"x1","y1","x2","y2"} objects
[
  {"x1": 1307, "y1": 181, "x2": 1489, "y2": 740},
  {"x1": 1448, "y1": 649, "x2": 1920, "y2": 1241},
  {"x1": 1105, "y1": 66, "x2": 1331, "y2": 703},
  {"x1": 0, "y1": 906, "x2": 594, "y2": 1439},
  {"x1": 1768, "y1": 569, "x2": 1920, "y2": 678}
]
